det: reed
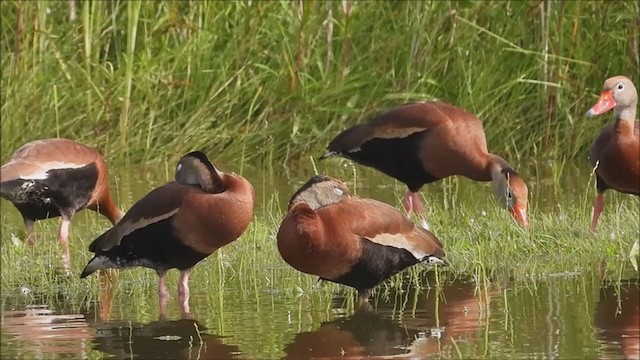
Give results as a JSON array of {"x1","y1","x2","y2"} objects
[{"x1": 0, "y1": 1, "x2": 637, "y2": 165}]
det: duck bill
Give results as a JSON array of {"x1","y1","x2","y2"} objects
[
  {"x1": 511, "y1": 205, "x2": 529, "y2": 227},
  {"x1": 586, "y1": 90, "x2": 616, "y2": 117}
]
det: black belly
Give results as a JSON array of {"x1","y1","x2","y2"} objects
[
  {"x1": 340, "y1": 132, "x2": 439, "y2": 192},
  {"x1": 328, "y1": 238, "x2": 420, "y2": 293},
  {"x1": 0, "y1": 163, "x2": 99, "y2": 221},
  {"x1": 95, "y1": 218, "x2": 210, "y2": 272}
]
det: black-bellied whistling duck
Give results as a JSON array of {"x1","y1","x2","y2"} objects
[
  {"x1": 80, "y1": 151, "x2": 254, "y2": 314},
  {"x1": 586, "y1": 76, "x2": 639, "y2": 232},
  {"x1": 320, "y1": 102, "x2": 529, "y2": 227},
  {"x1": 0, "y1": 138, "x2": 125, "y2": 270},
  {"x1": 594, "y1": 281, "x2": 639, "y2": 359},
  {"x1": 276, "y1": 175, "x2": 445, "y2": 304},
  {"x1": 88, "y1": 317, "x2": 243, "y2": 359}
]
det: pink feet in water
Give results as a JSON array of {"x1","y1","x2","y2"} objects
[
  {"x1": 158, "y1": 269, "x2": 193, "y2": 318},
  {"x1": 402, "y1": 191, "x2": 425, "y2": 217},
  {"x1": 178, "y1": 269, "x2": 192, "y2": 317}
]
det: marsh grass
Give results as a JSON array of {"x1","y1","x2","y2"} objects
[
  {"x1": 1, "y1": 164, "x2": 637, "y2": 307},
  {"x1": 1, "y1": 1, "x2": 638, "y2": 165},
  {"x1": 1, "y1": 173, "x2": 638, "y2": 358}
]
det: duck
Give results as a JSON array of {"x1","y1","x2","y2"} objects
[
  {"x1": 276, "y1": 175, "x2": 445, "y2": 304},
  {"x1": 586, "y1": 76, "x2": 639, "y2": 231},
  {"x1": 0, "y1": 138, "x2": 125, "y2": 270},
  {"x1": 320, "y1": 101, "x2": 529, "y2": 227},
  {"x1": 80, "y1": 151, "x2": 254, "y2": 312}
]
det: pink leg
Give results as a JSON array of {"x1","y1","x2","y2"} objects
[
  {"x1": 158, "y1": 272, "x2": 169, "y2": 317},
  {"x1": 590, "y1": 194, "x2": 604, "y2": 232},
  {"x1": 401, "y1": 191, "x2": 425, "y2": 216},
  {"x1": 178, "y1": 269, "x2": 192, "y2": 317},
  {"x1": 24, "y1": 219, "x2": 35, "y2": 246},
  {"x1": 59, "y1": 217, "x2": 71, "y2": 273}
]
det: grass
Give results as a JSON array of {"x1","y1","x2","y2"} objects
[
  {"x1": 0, "y1": 2, "x2": 639, "y2": 357},
  {"x1": 1, "y1": 162, "x2": 637, "y2": 299},
  {"x1": 1, "y1": 1, "x2": 639, "y2": 165},
  {"x1": 0, "y1": 162, "x2": 638, "y2": 358}
]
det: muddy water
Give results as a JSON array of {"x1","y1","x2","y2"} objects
[{"x1": 1, "y1": 161, "x2": 639, "y2": 359}]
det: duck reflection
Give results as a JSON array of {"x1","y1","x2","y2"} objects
[
  {"x1": 594, "y1": 279, "x2": 640, "y2": 359},
  {"x1": 2, "y1": 304, "x2": 94, "y2": 358},
  {"x1": 88, "y1": 317, "x2": 242, "y2": 360},
  {"x1": 83, "y1": 272, "x2": 243, "y2": 359},
  {"x1": 284, "y1": 276, "x2": 493, "y2": 359}
]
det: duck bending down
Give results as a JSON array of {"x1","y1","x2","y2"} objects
[
  {"x1": 320, "y1": 101, "x2": 529, "y2": 227},
  {"x1": 277, "y1": 175, "x2": 445, "y2": 304},
  {"x1": 0, "y1": 138, "x2": 125, "y2": 271},
  {"x1": 586, "y1": 76, "x2": 639, "y2": 231},
  {"x1": 80, "y1": 151, "x2": 254, "y2": 314}
]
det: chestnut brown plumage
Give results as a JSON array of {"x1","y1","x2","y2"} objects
[
  {"x1": 321, "y1": 102, "x2": 529, "y2": 227},
  {"x1": 586, "y1": 76, "x2": 639, "y2": 231},
  {"x1": 0, "y1": 138, "x2": 124, "y2": 271},
  {"x1": 277, "y1": 175, "x2": 445, "y2": 304},
  {"x1": 80, "y1": 151, "x2": 254, "y2": 311}
]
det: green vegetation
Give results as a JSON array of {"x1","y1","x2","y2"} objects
[
  {"x1": 2, "y1": 164, "x2": 637, "y2": 300},
  {"x1": 1, "y1": 2, "x2": 638, "y2": 358},
  {"x1": 1, "y1": 166, "x2": 639, "y2": 358},
  {"x1": 1, "y1": 1, "x2": 638, "y2": 165}
]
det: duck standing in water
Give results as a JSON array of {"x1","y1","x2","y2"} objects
[
  {"x1": 81, "y1": 151, "x2": 254, "y2": 314},
  {"x1": 277, "y1": 175, "x2": 445, "y2": 305},
  {"x1": 586, "y1": 76, "x2": 639, "y2": 231},
  {"x1": 321, "y1": 102, "x2": 529, "y2": 227},
  {"x1": 0, "y1": 138, "x2": 125, "y2": 271}
]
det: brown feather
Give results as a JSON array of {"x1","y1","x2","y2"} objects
[
  {"x1": 327, "y1": 198, "x2": 444, "y2": 259},
  {"x1": 172, "y1": 174, "x2": 254, "y2": 254},
  {"x1": 93, "y1": 174, "x2": 254, "y2": 254},
  {"x1": 277, "y1": 188, "x2": 444, "y2": 281},
  {"x1": 1, "y1": 138, "x2": 124, "y2": 225},
  {"x1": 94, "y1": 182, "x2": 188, "y2": 251},
  {"x1": 1, "y1": 138, "x2": 102, "y2": 181},
  {"x1": 328, "y1": 102, "x2": 499, "y2": 181},
  {"x1": 587, "y1": 76, "x2": 640, "y2": 195}
]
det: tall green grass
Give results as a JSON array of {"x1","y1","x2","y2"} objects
[{"x1": 1, "y1": 1, "x2": 637, "y2": 165}]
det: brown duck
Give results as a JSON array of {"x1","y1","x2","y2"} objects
[
  {"x1": 277, "y1": 175, "x2": 445, "y2": 304},
  {"x1": 586, "y1": 76, "x2": 639, "y2": 231},
  {"x1": 321, "y1": 102, "x2": 529, "y2": 226}
]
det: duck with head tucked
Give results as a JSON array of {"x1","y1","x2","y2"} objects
[
  {"x1": 277, "y1": 175, "x2": 445, "y2": 304},
  {"x1": 81, "y1": 151, "x2": 255, "y2": 314},
  {"x1": 0, "y1": 138, "x2": 125, "y2": 271},
  {"x1": 586, "y1": 76, "x2": 639, "y2": 231}
]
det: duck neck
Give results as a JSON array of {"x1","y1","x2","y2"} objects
[
  {"x1": 615, "y1": 102, "x2": 637, "y2": 123},
  {"x1": 98, "y1": 194, "x2": 125, "y2": 225},
  {"x1": 486, "y1": 154, "x2": 515, "y2": 198},
  {"x1": 487, "y1": 154, "x2": 514, "y2": 182},
  {"x1": 201, "y1": 167, "x2": 225, "y2": 193}
]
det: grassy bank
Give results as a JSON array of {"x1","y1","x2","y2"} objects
[
  {"x1": 1, "y1": 1, "x2": 638, "y2": 165},
  {"x1": 2, "y1": 165, "x2": 638, "y2": 303}
]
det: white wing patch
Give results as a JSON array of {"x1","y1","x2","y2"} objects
[
  {"x1": 367, "y1": 233, "x2": 428, "y2": 260},
  {"x1": 7, "y1": 161, "x2": 89, "y2": 180}
]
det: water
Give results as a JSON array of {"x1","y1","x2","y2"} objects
[{"x1": 1, "y1": 160, "x2": 639, "y2": 359}]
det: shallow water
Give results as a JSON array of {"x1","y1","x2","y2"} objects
[{"x1": 1, "y1": 160, "x2": 639, "y2": 359}]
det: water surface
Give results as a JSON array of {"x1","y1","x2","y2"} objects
[{"x1": 1, "y1": 161, "x2": 639, "y2": 359}]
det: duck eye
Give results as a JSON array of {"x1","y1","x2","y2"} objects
[
  {"x1": 333, "y1": 188, "x2": 343, "y2": 196},
  {"x1": 617, "y1": 83, "x2": 624, "y2": 91}
]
